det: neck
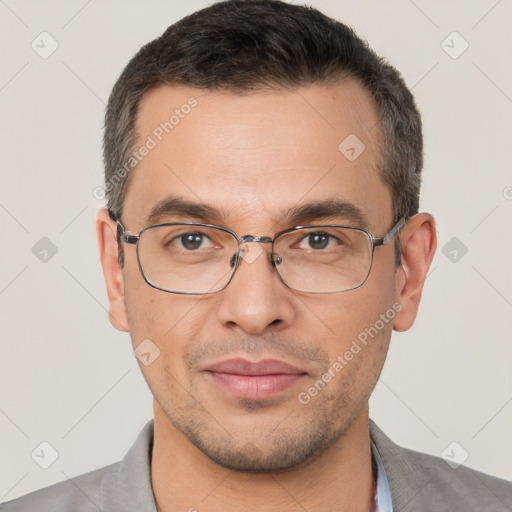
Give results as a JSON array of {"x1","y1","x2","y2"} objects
[{"x1": 151, "y1": 402, "x2": 375, "y2": 512}]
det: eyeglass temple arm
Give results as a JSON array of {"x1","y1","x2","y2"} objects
[
  {"x1": 108, "y1": 209, "x2": 140, "y2": 245},
  {"x1": 111, "y1": 217, "x2": 139, "y2": 245},
  {"x1": 373, "y1": 217, "x2": 406, "y2": 246}
]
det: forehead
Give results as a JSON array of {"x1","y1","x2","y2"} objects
[{"x1": 123, "y1": 81, "x2": 392, "y2": 231}]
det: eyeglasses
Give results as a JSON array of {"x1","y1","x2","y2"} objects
[{"x1": 114, "y1": 216, "x2": 405, "y2": 295}]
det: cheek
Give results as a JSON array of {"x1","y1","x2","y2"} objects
[
  {"x1": 122, "y1": 255, "x2": 192, "y2": 340},
  {"x1": 124, "y1": 275, "x2": 213, "y2": 379},
  {"x1": 126, "y1": 292, "x2": 202, "y2": 404},
  {"x1": 316, "y1": 263, "x2": 396, "y2": 378},
  {"x1": 123, "y1": 276, "x2": 159, "y2": 344},
  {"x1": 320, "y1": 292, "x2": 392, "y2": 343},
  {"x1": 322, "y1": 302, "x2": 393, "y2": 410}
]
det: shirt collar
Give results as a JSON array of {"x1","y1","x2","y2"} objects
[
  {"x1": 371, "y1": 437, "x2": 394, "y2": 512},
  {"x1": 100, "y1": 419, "x2": 157, "y2": 512}
]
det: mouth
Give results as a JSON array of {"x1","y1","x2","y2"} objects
[{"x1": 202, "y1": 358, "x2": 308, "y2": 401}]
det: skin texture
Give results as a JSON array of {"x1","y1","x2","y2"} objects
[{"x1": 96, "y1": 80, "x2": 436, "y2": 512}]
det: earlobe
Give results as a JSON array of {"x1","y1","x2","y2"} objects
[
  {"x1": 95, "y1": 208, "x2": 130, "y2": 332},
  {"x1": 393, "y1": 213, "x2": 437, "y2": 332}
]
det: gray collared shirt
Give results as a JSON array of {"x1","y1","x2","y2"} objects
[{"x1": 3, "y1": 418, "x2": 512, "y2": 511}]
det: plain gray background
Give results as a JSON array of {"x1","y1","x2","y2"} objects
[{"x1": 1, "y1": 0, "x2": 511, "y2": 502}]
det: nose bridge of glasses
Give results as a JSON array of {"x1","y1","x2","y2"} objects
[
  {"x1": 231, "y1": 234, "x2": 276, "y2": 267},
  {"x1": 239, "y1": 234, "x2": 274, "y2": 244}
]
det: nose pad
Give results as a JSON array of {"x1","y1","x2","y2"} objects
[
  {"x1": 271, "y1": 252, "x2": 282, "y2": 265},
  {"x1": 239, "y1": 242, "x2": 264, "y2": 264},
  {"x1": 229, "y1": 252, "x2": 239, "y2": 268},
  {"x1": 230, "y1": 244, "x2": 278, "y2": 271}
]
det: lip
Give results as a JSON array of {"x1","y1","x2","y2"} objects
[{"x1": 203, "y1": 358, "x2": 308, "y2": 400}]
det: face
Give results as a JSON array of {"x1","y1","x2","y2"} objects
[{"x1": 103, "y1": 81, "x2": 411, "y2": 472}]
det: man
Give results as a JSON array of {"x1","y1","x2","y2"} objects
[{"x1": 2, "y1": 1, "x2": 511, "y2": 511}]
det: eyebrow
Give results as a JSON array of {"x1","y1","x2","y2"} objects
[
  {"x1": 146, "y1": 195, "x2": 368, "y2": 228},
  {"x1": 284, "y1": 199, "x2": 368, "y2": 228},
  {"x1": 146, "y1": 195, "x2": 222, "y2": 225}
]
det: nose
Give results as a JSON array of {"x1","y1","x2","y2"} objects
[{"x1": 216, "y1": 241, "x2": 297, "y2": 335}]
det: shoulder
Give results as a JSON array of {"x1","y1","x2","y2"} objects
[
  {"x1": 1, "y1": 419, "x2": 155, "y2": 512},
  {"x1": 0, "y1": 462, "x2": 119, "y2": 512},
  {"x1": 369, "y1": 420, "x2": 512, "y2": 512},
  {"x1": 400, "y1": 444, "x2": 512, "y2": 510},
  {"x1": 0, "y1": 419, "x2": 156, "y2": 512}
]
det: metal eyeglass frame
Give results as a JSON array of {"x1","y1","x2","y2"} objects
[{"x1": 112, "y1": 211, "x2": 406, "y2": 295}]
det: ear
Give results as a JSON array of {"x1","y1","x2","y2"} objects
[
  {"x1": 95, "y1": 208, "x2": 129, "y2": 332},
  {"x1": 393, "y1": 213, "x2": 437, "y2": 332}
]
